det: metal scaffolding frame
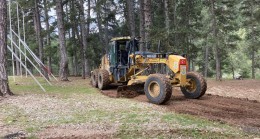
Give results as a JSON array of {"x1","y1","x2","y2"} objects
[
  {"x1": 7, "y1": 45, "x2": 47, "y2": 92},
  {"x1": 8, "y1": 0, "x2": 57, "y2": 92}
]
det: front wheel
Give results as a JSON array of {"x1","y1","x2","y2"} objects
[
  {"x1": 144, "y1": 74, "x2": 172, "y2": 105},
  {"x1": 181, "y1": 72, "x2": 207, "y2": 99}
]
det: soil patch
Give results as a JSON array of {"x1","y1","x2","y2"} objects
[
  {"x1": 207, "y1": 79, "x2": 260, "y2": 101},
  {"x1": 101, "y1": 80, "x2": 260, "y2": 133}
]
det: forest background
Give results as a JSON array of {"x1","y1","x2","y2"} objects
[{"x1": 7, "y1": 0, "x2": 260, "y2": 81}]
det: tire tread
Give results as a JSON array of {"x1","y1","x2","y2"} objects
[
  {"x1": 181, "y1": 72, "x2": 207, "y2": 99},
  {"x1": 98, "y1": 69, "x2": 110, "y2": 90},
  {"x1": 145, "y1": 74, "x2": 172, "y2": 104}
]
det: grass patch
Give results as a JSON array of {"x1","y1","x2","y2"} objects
[
  {"x1": 1, "y1": 76, "x2": 258, "y2": 138},
  {"x1": 9, "y1": 76, "x2": 98, "y2": 97},
  {"x1": 1, "y1": 105, "x2": 28, "y2": 126}
]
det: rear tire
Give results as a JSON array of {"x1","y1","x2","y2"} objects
[
  {"x1": 97, "y1": 69, "x2": 110, "y2": 90},
  {"x1": 144, "y1": 74, "x2": 172, "y2": 105},
  {"x1": 91, "y1": 69, "x2": 99, "y2": 88},
  {"x1": 181, "y1": 72, "x2": 207, "y2": 99}
]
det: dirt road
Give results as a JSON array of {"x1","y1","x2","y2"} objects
[{"x1": 101, "y1": 79, "x2": 260, "y2": 133}]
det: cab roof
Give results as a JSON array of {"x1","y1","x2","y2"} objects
[{"x1": 110, "y1": 36, "x2": 131, "y2": 41}]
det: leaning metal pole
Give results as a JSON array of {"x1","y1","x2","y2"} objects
[
  {"x1": 8, "y1": 36, "x2": 52, "y2": 85},
  {"x1": 11, "y1": 29, "x2": 58, "y2": 81},
  {"x1": 7, "y1": 45, "x2": 46, "y2": 92}
]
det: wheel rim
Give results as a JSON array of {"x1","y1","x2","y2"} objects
[
  {"x1": 148, "y1": 81, "x2": 160, "y2": 98},
  {"x1": 186, "y1": 79, "x2": 197, "y2": 93}
]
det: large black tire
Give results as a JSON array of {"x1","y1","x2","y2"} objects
[
  {"x1": 144, "y1": 74, "x2": 172, "y2": 105},
  {"x1": 91, "y1": 69, "x2": 99, "y2": 88},
  {"x1": 181, "y1": 72, "x2": 207, "y2": 99},
  {"x1": 97, "y1": 69, "x2": 110, "y2": 90}
]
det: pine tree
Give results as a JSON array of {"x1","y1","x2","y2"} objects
[
  {"x1": 240, "y1": 0, "x2": 260, "y2": 79},
  {"x1": 78, "y1": 0, "x2": 90, "y2": 78},
  {"x1": 34, "y1": 0, "x2": 49, "y2": 80},
  {"x1": 55, "y1": 0, "x2": 69, "y2": 81},
  {"x1": 126, "y1": 0, "x2": 136, "y2": 38},
  {"x1": 143, "y1": 0, "x2": 151, "y2": 49}
]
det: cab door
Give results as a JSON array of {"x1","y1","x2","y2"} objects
[{"x1": 108, "y1": 41, "x2": 117, "y2": 67}]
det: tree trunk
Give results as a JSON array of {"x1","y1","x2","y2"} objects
[
  {"x1": 191, "y1": 60, "x2": 195, "y2": 71},
  {"x1": 252, "y1": 47, "x2": 255, "y2": 79},
  {"x1": 250, "y1": 1, "x2": 256, "y2": 79},
  {"x1": 43, "y1": 0, "x2": 50, "y2": 47},
  {"x1": 164, "y1": 0, "x2": 170, "y2": 47},
  {"x1": 210, "y1": 0, "x2": 221, "y2": 81},
  {"x1": 126, "y1": 0, "x2": 136, "y2": 38},
  {"x1": 55, "y1": 0, "x2": 69, "y2": 81},
  {"x1": 173, "y1": 0, "x2": 177, "y2": 48},
  {"x1": 47, "y1": 56, "x2": 52, "y2": 73},
  {"x1": 164, "y1": 0, "x2": 169, "y2": 34},
  {"x1": 79, "y1": 0, "x2": 90, "y2": 78},
  {"x1": 95, "y1": 0, "x2": 106, "y2": 54},
  {"x1": 139, "y1": 0, "x2": 145, "y2": 51},
  {"x1": 34, "y1": 0, "x2": 49, "y2": 80},
  {"x1": 143, "y1": 0, "x2": 152, "y2": 51},
  {"x1": 85, "y1": 0, "x2": 91, "y2": 73},
  {"x1": 0, "y1": 0, "x2": 13, "y2": 96},
  {"x1": 74, "y1": 51, "x2": 78, "y2": 76},
  {"x1": 204, "y1": 41, "x2": 209, "y2": 78},
  {"x1": 75, "y1": 16, "x2": 83, "y2": 76},
  {"x1": 232, "y1": 66, "x2": 235, "y2": 79},
  {"x1": 187, "y1": 57, "x2": 190, "y2": 72},
  {"x1": 79, "y1": 0, "x2": 85, "y2": 79},
  {"x1": 86, "y1": 0, "x2": 91, "y2": 76},
  {"x1": 104, "y1": 3, "x2": 109, "y2": 52},
  {"x1": 14, "y1": 35, "x2": 20, "y2": 75},
  {"x1": 86, "y1": 0, "x2": 91, "y2": 39},
  {"x1": 70, "y1": 0, "x2": 78, "y2": 76},
  {"x1": 43, "y1": 0, "x2": 52, "y2": 75}
]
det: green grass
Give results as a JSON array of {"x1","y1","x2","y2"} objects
[
  {"x1": 2, "y1": 105, "x2": 28, "y2": 125},
  {"x1": 0, "y1": 76, "x2": 258, "y2": 138}
]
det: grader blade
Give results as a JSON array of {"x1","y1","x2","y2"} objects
[{"x1": 117, "y1": 84, "x2": 144, "y2": 98}]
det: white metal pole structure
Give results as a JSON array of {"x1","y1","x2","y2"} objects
[
  {"x1": 11, "y1": 1, "x2": 58, "y2": 81},
  {"x1": 7, "y1": 0, "x2": 53, "y2": 92},
  {"x1": 7, "y1": 45, "x2": 46, "y2": 92},
  {"x1": 16, "y1": 2, "x2": 23, "y2": 76},
  {"x1": 7, "y1": 36, "x2": 52, "y2": 85},
  {"x1": 11, "y1": 30, "x2": 58, "y2": 81},
  {"x1": 8, "y1": 0, "x2": 16, "y2": 82}
]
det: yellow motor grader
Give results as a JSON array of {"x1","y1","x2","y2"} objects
[{"x1": 91, "y1": 37, "x2": 207, "y2": 104}]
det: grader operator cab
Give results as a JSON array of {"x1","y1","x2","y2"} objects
[{"x1": 91, "y1": 37, "x2": 207, "y2": 105}]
